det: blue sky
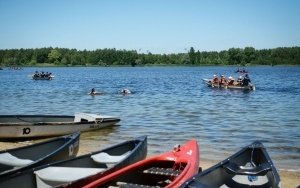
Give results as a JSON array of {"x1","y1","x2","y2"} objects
[{"x1": 0, "y1": 0, "x2": 299, "y2": 54}]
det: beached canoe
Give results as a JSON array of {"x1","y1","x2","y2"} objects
[
  {"x1": 0, "y1": 132, "x2": 80, "y2": 179},
  {"x1": 202, "y1": 78, "x2": 255, "y2": 90},
  {"x1": 180, "y1": 141, "x2": 280, "y2": 188},
  {"x1": 83, "y1": 139, "x2": 199, "y2": 188},
  {"x1": 0, "y1": 113, "x2": 120, "y2": 139},
  {"x1": 0, "y1": 135, "x2": 147, "y2": 188}
]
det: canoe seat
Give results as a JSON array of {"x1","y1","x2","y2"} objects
[
  {"x1": 0, "y1": 152, "x2": 33, "y2": 166},
  {"x1": 34, "y1": 167, "x2": 105, "y2": 186},
  {"x1": 91, "y1": 152, "x2": 130, "y2": 164},
  {"x1": 223, "y1": 161, "x2": 271, "y2": 176},
  {"x1": 143, "y1": 167, "x2": 181, "y2": 176}
]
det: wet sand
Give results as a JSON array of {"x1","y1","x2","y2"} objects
[{"x1": 0, "y1": 140, "x2": 299, "y2": 188}]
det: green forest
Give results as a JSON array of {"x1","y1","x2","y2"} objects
[{"x1": 0, "y1": 46, "x2": 299, "y2": 67}]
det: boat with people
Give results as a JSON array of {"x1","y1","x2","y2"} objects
[
  {"x1": 180, "y1": 141, "x2": 280, "y2": 188},
  {"x1": 0, "y1": 135, "x2": 147, "y2": 188},
  {"x1": 82, "y1": 139, "x2": 199, "y2": 188},
  {"x1": 30, "y1": 71, "x2": 54, "y2": 80},
  {"x1": 31, "y1": 75, "x2": 54, "y2": 80},
  {"x1": 0, "y1": 113, "x2": 120, "y2": 139},
  {"x1": 202, "y1": 74, "x2": 255, "y2": 91},
  {"x1": 0, "y1": 132, "x2": 80, "y2": 179},
  {"x1": 235, "y1": 68, "x2": 248, "y2": 74}
]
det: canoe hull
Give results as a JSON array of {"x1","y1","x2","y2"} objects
[
  {"x1": 31, "y1": 76, "x2": 54, "y2": 80},
  {"x1": 0, "y1": 132, "x2": 80, "y2": 179},
  {"x1": 83, "y1": 140, "x2": 199, "y2": 188},
  {"x1": 0, "y1": 136, "x2": 147, "y2": 188},
  {"x1": 0, "y1": 113, "x2": 120, "y2": 139},
  {"x1": 180, "y1": 141, "x2": 280, "y2": 188}
]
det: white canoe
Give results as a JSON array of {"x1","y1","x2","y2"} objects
[{"x1": 0, "y1": 113, "x2": 120, "y2": 139}]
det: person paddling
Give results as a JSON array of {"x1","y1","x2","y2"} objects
[{"x1": 242, "y1": 74, "x2": 251, "y2": 86}]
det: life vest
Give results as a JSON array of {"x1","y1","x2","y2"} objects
[
  {"x1": 221, "y1": 77, "x2": 226, "y2": 84},
  {"x1": 213, "y1": 77, "x2": 218, "y2": 83},
  {"x1": 228, "y1": 79, "x2": 234, "y2": 85}
]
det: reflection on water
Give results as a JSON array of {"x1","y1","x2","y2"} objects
[{"x1": 0, "y1": 66, "x2": 299, "y2": 171}]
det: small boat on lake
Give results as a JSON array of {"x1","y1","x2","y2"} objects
[
  {"x1": 29, "y1": 71, "x2": 54, "y2": 80},
  {"x1": 235, "y1": 69, "x2": 248, "y2": 74},
  {"x1": 202, "y1": 79, "x2": 255, "y2": 90},
  {"x1": 180, "y1": 141, "x2": 280, "y2": 188},
  {"x1": 0, "y1": 135, "x2": 147, "y2": 188},
  {"x1": 31, "y1": 75, "x2": 54, "y2": 80},
  {"x1": 0, "y1": 132, "x2": 80, "y2": 179},
  {"x1": 0, "y1": 113, "x2": 120, "y2": 139},
  {"x1": 83, "y1": 140, "x2": 199, "y2": 188}
]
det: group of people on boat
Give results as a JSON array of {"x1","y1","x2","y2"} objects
[
  {"x1": 33, "y1": 71, "x2": 52, "y2": 78},
  {"x1": 235, "y1": 68, "x2": 248, "y2": 73},
  {"x1": 212, "y1": 74, "x2": 251, "y2": 86}
]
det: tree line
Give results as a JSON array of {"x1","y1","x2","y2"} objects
[{"x1": 0, "y1": 46, "x2": 299, "y2": 67}]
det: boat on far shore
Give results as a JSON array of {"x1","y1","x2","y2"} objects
[{"x1": 0, "y1": 113, "x2": 120, "y2": 139}]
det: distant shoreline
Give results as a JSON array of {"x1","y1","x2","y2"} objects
[{"x1": 1, "y1": 64, "x2": 300, "y2": 68}]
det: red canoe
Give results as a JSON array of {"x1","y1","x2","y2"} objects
[{"x1": 83, "y1": 140, "x2": 200, "y2": 188}]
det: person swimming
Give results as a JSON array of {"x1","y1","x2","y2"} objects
[
  {"x1": 88, "y1": 88, "x2": 103, "y2": 95},
  {"x1": 121, "y1": 89, "x2": 131, "y2": 94}
]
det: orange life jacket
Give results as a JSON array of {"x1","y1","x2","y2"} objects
[{"x1": 213, "y1": 77, "x2": 218, "y2": 83}]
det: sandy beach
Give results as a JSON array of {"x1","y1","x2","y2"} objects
[{"x1": 0, "y1": 140, "x2": 299, "y2": 188}]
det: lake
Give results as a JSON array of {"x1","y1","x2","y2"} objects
[{"x1": 0, "y1": 66, "x2": 299, "y2": 171}]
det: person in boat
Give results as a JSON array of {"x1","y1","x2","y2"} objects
[
  {"x1": 212, "y1": 75, "x2": 219, "y2": 83},
  {"x1": 228, "y1": 76, "x2": 235, "y2": 85},
  {"x1": 219, "y1": 75, "x2": 226, "y2": 85},
  {"x1": 242, "y1": 74, "x2": 251, "y2": 86},
  {"x1": 34, "y1": 71, "x2": 39, "y2": 77},
  {"x1": 237, "y1": 76, "x2": 243, "y2": 85}
]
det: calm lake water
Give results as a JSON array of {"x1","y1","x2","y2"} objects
[{"x1": 0, "y1": 66, "x2": 299, "y2": 171}]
